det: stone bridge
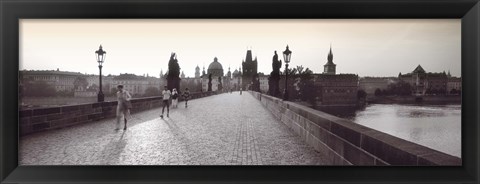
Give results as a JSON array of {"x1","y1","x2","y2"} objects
[{"x1": 19, "y1": 91, "x2": 461, "y2": 165}]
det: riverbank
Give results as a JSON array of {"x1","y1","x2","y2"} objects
[{"x1": 367, "y1": 95, "x2": 461, "y2": 105}]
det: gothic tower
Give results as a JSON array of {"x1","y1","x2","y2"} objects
[
  {"x1": 323, "y1": 45, "x2": 336, "y2": 75},
  {"x1": 242, "y1": 49, "x2": 258, "y2": 89},
  {"x1": 195, "y1": 65, "x2": 200, "y2": 78}
]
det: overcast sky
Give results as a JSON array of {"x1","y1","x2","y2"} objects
[{"x1": 20, "y1": 19, "x2": 461, "y2": 78}]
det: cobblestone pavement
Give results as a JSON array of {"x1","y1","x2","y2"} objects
[{"x1": 19, "y1": 92, "x2": 331, "y2": 165}]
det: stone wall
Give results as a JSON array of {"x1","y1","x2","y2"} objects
[
  {"x1": 19, "y1": 91, "x2": 217, "y2": 136},
  {"x1": 249, "y1": 91, "x2": 461, "y2": 166}
]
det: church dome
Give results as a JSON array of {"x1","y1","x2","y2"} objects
[
  {"x1": 207, "y1": 57, "x2": 224, "y2": 76},
  {"x1": 208, "y1": 57, "x2": 223, "y2": 71}
]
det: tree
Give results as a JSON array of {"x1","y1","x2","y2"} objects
[
  {"x1": 109, "y1": 87, "x2": 117, "y2": 97},
  {"x1": 450, "y1": 88, "x2": 458, "y2": 95},
  {"x1": 387, "y1": 80, "x2": 412, "y2": 96},
  {"x1": 295, "y1": 66, "x2": 315, "y2": 106},
  {"x1": 73, "y1": 77, "x2": 88, "y2": 91},
  {"x1": 23, "y1": 81, "x2": 56, "y2": 97},
  {"x1": 144, "y1": 87, "x2": 160, "y2": 97},
  {"x1": 357, "y1": 89, "x2": 367, "y2": 99},
  {"x1": 374, "y1": 88, "x2": 382, "y2": 96},
  {"x1": 88, "y1": 84, "x2": 99, "y2": 91}
]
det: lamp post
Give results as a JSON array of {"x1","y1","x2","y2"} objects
[
  {"x1": 95, "y1": 45, "x2": 106, "y2": 102},
  {"x1": 283, "y1": 45, "x2": 292, "y2": 100}
]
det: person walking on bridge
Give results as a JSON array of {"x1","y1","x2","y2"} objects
[
  {"x1": 171, "y1": 88, "x2": 179, "y2": 108},
  {"x1": 182, "y1": 88, "x2": 191, "y2": 108},
  {"x1": 161, "y1": 86, "x2": 171, "y2": 118},
  {"x1": 116, "y1": 85, "x2": 131, "y2": 131}
]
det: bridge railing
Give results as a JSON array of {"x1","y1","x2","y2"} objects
[
  {"x1": 19, "y1": 91, "x2": 217, "y2": 136},
  {"x1": 249, "y1": 91, "x2": 461, "y2": 166}
]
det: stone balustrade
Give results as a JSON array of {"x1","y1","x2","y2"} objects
[
  {"x1": 249, "y1": 91, "x2": 461, "y2": 166},
  {"x1": 19, "y1": 91, "x2": 217, "y2": 136}
]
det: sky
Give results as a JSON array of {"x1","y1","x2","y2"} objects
[{"x1": 20, "y1": 19, "x2": 461, "y2": 78}]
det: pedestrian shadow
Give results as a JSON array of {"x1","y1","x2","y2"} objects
[
  {"x1": 162, "y1": 118, "x2": 198, "y2": 164},
  {"x1": 100, "y1": 131, "x2": 127, "y2": 165},
  {"x1": 122, "y1": 109, "x2": 162, "y2": 129}
]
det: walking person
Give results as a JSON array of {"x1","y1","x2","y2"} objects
[
  {"x1": 240, "y1": 87, "x2": 243, "y2": 95},
  {"x1": 116, "y1": 85, "x2": 131, "y2": 131},
  {"x1": 161, "y1": 86, "x2": 171, "y2": 118},
  {"x1": 172, "y1": 88, "x2": 179, "y2": 108},
  {"x1": 182, "y1": 88, "x2": 190, "y2": 108}
]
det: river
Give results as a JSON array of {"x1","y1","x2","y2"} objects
[{"x1": 320, "y1": 104, "x2": 461, "y2": 158}]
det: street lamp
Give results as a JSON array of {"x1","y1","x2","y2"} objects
[
  {"x1": 283, "y1": 45, "x2": 292, "y2": 100},
  {"x1": 95, "y1": 45, "x2": 106, "y2": 102}
]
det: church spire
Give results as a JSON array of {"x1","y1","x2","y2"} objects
[
  {"x1": 323, "y1": 44, "x2": 336, "y2": 75},
  {"x1": 327, "y1": 44, "x2": 334, "y2": 64}
]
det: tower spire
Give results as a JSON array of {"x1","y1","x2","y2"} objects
[{"x1": 327, "y1": 44, "x2": 334, "y2": 64}]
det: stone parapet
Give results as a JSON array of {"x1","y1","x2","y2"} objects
[
  {"x1": 19, "y1": 91, "x2": 217, "y2": 136},
  {"x1": 249, "y1": 91, "x2": 461, "y2": 166}
]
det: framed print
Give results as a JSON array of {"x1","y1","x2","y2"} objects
[{"x1": 1, "y1": 0, "x2": 479, "y2": 183}]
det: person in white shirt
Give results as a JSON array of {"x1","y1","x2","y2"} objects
[
  {"x1": 116, "y1": 85, "x2": 131, "y2": 131},
  {"x1": 161, "y1": 86, "x2": 171, "y2": 118},
  {"x1": 171, "y1": 88, "x2": 179, "y2": 108}
]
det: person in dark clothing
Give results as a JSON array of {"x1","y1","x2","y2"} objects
[{"x1": 183, "y1": 88, "x2": 190, "y2": 108}]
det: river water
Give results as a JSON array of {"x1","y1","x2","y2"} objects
[{"x1": 321, "y1": 104, "x2": 462, "y2": 158}]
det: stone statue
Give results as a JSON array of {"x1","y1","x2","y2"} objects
[
  {"x1": 269, "y1": 51, "x2": 282, "y2": 97},
  {"x1": 272, "y1": 51, "x2": 282, "y2": 72},
  {"x1": 167, "y1": 52, "x2": 181, "y2": 93}
]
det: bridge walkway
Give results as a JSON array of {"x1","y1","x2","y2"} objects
[{"x1": 20, "y1": 92, "x2": 330, "y2": 165}]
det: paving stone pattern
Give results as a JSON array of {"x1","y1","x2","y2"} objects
[{"x1": 19, "y1": 92, "x2": 331, "y2": 165}]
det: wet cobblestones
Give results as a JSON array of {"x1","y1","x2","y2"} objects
[{"x1": 19, "y1": 92, "x2": 330, "y2": 165}]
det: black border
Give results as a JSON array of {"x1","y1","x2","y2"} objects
[{"x1": 1, "y1": 0, "x2": 479, "y2": 183}]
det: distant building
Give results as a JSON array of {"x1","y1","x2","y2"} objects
[
  {"x1": 398, "y1": 65, "x2": 449, "y2": 95},
  {"x1": 314, "y1": 74, "x2": 358, "y2": 106},
  {"x1": 20, "y1": 69, "x2": 84, "y2": 92},
  {"x1": 231, "y1": 67, "x2": 243, "y2": 91},
  {"x1": 111, "y1": 73, "x2": 163, "y2": 96},
  {"x1": 195, "y1": 65, "x2": 201, "y2": 78},
  {"x1": 313, "y1": 46, "x2": 358, "y2": 106},
  {"x1": 258, "y1": 73, "x2": 269, "y2": 93},
  {"x1": 20, "y1": 69, "x2": 164, "y2": 97},
  {"x1": 447, "y1": 71, "x2": 461, "y2": 95},
  {"x1": 181, "y1": 71, "x2": 185, "y2": 79},
  {"x1": 202, "y1": 57, "x2": 230, "y2": 92},
  {"x1": 84, "y1": 74, "x2": 113, "y2": 93},
  {"x1": 179, "y1": 67, "x2": 202, "y2": 92}
]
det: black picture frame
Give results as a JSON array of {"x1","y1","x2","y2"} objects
[{"x1": 1, "y1": 0, "x2": 479, "y2": 183}]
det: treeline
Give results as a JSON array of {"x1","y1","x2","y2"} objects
[
  {"x1": 374, "y1": 80, "x2": 412, "y2": 96},
  {"x1": 374, "y1": 80, "x2": 457, "y2": 96},
  {"x1": 273, "y1": 65, "x2": 317, "y2": 106}
]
